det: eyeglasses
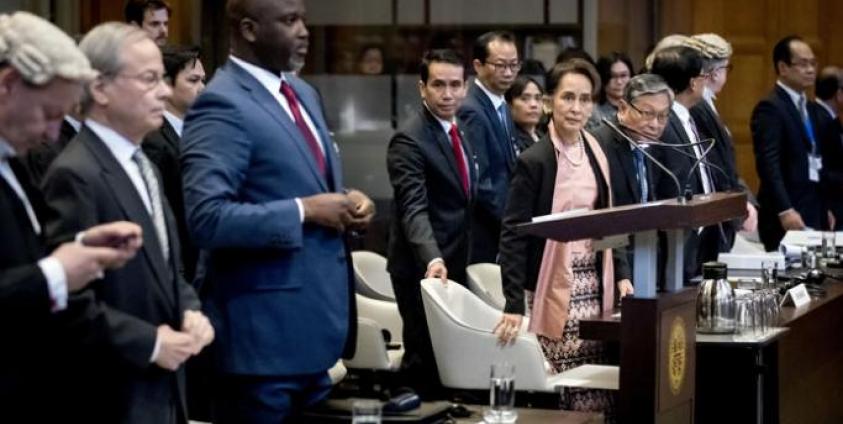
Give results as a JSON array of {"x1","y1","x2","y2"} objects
[
  {"x1": 485, "y1": 61, "x2": 522, "y2": 73},
  {"x1": 789, "y1": 59, "x2": 818, "y2": 69},
  {"x1": 712, "y1": 63, "x2": 733, "y2": 74},
  {"x1": 557, "y1": 92, "x2": 593, "y2": 107},
  {"x1": 628, "y1": 101, "x2": 670, "y2": 123},
  {"x1": 109, "y1": 70, "x2": 165, "y2": 91}
]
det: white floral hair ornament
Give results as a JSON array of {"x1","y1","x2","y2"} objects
[{"x1": 0, "y1": 11, "x2": 97, "y2": 85}]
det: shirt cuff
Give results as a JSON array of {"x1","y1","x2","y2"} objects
[
  {"x1": 38, "y1": 256, "x2": 68, "y2": 312},
  {"x1": 295, "y1": 198, "x2": 305, "y2": 223},
  {"x1": 74, "y1": 231, "x2": 86, "y2": 245},
  {"x1": 149, "y1": 334, "x2": 162, "y2": 363},
  {"x1": 427, "y1": 257, "x2": 444, "y2": 269}
]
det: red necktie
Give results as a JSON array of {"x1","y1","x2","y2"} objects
[
  {"x1": 279, "y1": 81, "x2": 326, "y2": 176},
  {"x1": 448, "y1": 124, "x2": 470, "y2": 196}
]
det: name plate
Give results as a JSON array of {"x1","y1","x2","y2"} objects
[{"x1": 782, "y1": 283, "x2": 811, "y2": 308}]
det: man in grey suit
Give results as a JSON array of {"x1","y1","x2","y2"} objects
[{"x1": 42, "y1": 22, "x2": 213, "y2": 423}]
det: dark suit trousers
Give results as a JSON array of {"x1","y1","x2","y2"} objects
[
  {"x1": 212, "y1": 372, "x2": 331, "y2": 423},
  {"x1": 390, "y1": 274, "x2": 445, "y2": 396}
]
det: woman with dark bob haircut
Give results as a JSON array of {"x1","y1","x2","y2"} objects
[
  {"x1": 505, "y1": 75, "x2": 546, "y2": 153},
  {"x1": 495, "y1": 59, "x2": 633, "y2": 419},
  {"x1": 587, "y1": 52, "x2": 635, "y2": 130}
]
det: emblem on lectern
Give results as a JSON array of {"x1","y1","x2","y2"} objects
[{"x1": 668, "y1": 316, "x2": 687, "y2": 395}]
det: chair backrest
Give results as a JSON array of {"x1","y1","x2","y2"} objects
[
  {"x1": 466, "y1": 263, "x2": 506, "y2": 310},
  {"x1": 344, "y1": 318, "x2": 395, "y2": 370},
  {"x1": 356, "y1": 294, "x2": 403, "y2": 342},
  {"x1": 352, "y1": 251, "x2": 396, "y2": 301},
  {"x1": 420, "y1": 279, "x2": 555, "y2": 392}
]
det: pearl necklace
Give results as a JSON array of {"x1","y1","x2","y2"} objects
[{"x1": 560, "y1": 132, "x2": 585, "y2": 166}]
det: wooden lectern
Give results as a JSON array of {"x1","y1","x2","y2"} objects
[{"x1": 517, "y1": 192, "x2": 746, "y2": 423}]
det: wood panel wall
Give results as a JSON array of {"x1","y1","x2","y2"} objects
[
  {"x1": 657, "y1": 0, "x2": 843, "y2": 192},
  {"x1": 78, "y1": 0, "x2": 197, "y2": 46}
]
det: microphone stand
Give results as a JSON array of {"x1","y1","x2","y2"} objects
[{"x1": 602, "y1": 118, "x2": 687, "y2": 204}]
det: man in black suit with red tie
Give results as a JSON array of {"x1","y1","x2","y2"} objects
[
  {"x1": 387, "y1": 49, "x2": 476, "y2": 396},
  {"x1": 752, "y1": 36, "x2": 834, "y2": 250},
  {"x1": 0, "y1": 12, "x2": 142, "y2": 422}
]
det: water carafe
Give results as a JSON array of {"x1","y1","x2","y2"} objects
[{"x1": 696, "y1": 262, "x2": 736, "y2": 333}]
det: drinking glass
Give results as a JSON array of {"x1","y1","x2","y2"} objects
[
  {"x1": 736, "y1": 297, "x2": 755, "y2": 336},
  {"x1": 484, "y1": 362, "x2": 517, "y2": 423},
  {"x1": 352, "y1": 399, "x2": 382, "y2": 424},
  {"x1": 760, "y1": 260, "x2": 778, "y2": 288},
  {"x1": 822, "y1": 232, "x2": 837, "y2": 259}
]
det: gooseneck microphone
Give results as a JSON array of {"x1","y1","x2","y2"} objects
[{"x1": 601, "y1": 117, "x2": 686, "y2": 204}]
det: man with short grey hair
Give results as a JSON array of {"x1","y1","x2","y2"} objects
[
  {"x1": 594, "y1": 74, "x2": 673, "y2": 207},
  {"x1": 0, "y1": 11, "x2": 143, "y2": 422},
  {"x1": 593, "y1": 73, "x2": 673, "y2": 281},
  {"x1": 41, "y1": 21, "x2": 212, "y2": 424}
]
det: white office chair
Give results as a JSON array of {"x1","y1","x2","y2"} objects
[
  {"x1": 344, "y1": 294, "x2": 404, "y2": 370},
  {"x1": 466, "y1": 263, "x2": 506, "y2": 310},
  {"x1": 352, "y1": 251, "x2": 396, "y2": 301},
  {"x1": 420, "y1": 279, "x2": 565, "y2": 392}
]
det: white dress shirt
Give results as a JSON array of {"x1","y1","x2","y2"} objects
[
  {"x1": 672, "y1": 102, "x2": 712, "y2": 194},
  {"x1": 64, "y1": 115, "x2": 83, "y2": 133},
  {"x1": 86, "y1": 119, "x2": 153, "y2": 214},
  {"x1": 85, "y1": 120, "x2": 164, "y2": 362},
  {"x1": 163, "y1": 110, "x2": 184, "y2": 137},
  {"x1": 0, "y1": 138, "x2": 67, "y2": 311},
  {"x1": 229, "y1": 55, "x2": 328, "y2": 222},
  {"x1": 474, "y1": 78, "x2": 506, "y2": 111}
]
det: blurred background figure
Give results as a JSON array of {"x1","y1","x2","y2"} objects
[
  {"x1": 357, "y1": 44, "x2": 385, "y2": 75},
  {"x1": 142, "y1": 44, "x2": 206, "y2": 284},
  {"x1": 588, "y1": 52, "x2": 634, "y2": 130},
  {"x1": 125, "y1": 0, "x2": 170, "y2": 47},
  {"x1": 815, "y1": 66, "x2": 843, "y2": 229},
  {"x1": 505, "y1": 75, "x2": 545, "y2": 151}
]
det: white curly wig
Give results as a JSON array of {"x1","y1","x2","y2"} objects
[
  {"x1": 0, "y1": 11, "x2": 97, "y2": 85},
  {"x1": 690, "y1": 33, "x2": 733, "y2": 60}
]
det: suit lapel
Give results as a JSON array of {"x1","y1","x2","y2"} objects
[
  {"x1": 774, "y1": 86, "x2": 814, "y2": 151},
  {"x1": 613, "y1": 135, "x2": 641, "y2": 202},
  {"x1": 422, "y1": 108, "x2": 467, "y2": 200},
  {"x1": 227, "y1": 62, "x2": 329, "y2": 192},
  {"x1": 79, "y1": 128, "x2": 176, "y2": 310},
  {"x1": 289, "y1": 76, "x2": 342, "y2": 191},
  {"x1": 0, "y1": 173, "x2": 42, "y2": 258},
  {"x1": 470, "y1": 84, "x2": 515, "y2": 171},
  {"x1": 160, "y1": 119, "x2": 180, "y2": 151}
]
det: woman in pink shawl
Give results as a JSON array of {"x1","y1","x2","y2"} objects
[{"x1": 494, "y1": 59, "x2": 634, "y2": 414}]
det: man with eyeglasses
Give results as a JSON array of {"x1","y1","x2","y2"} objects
[
  {"x1": 41, "y1": 22, "x2": 213, "y2": 423},
  {"x1": 650, "y1": 44, "x2": 726, "y2": 281},
  {"x1": 752, "y1": 35, "x2": 835, "y2": 250},
  {"x1": 687, "y1": 33, "x2": 758, "y2": 251},
  {"x1": 593, "y1": 74, "x2": 671, "y2": 278},
  {"x1": 594, "y1": 74, "x2": 672, "y2": 207},
  {"x1": 459, "y1": 30, "x2": 520, "y2": 264}
]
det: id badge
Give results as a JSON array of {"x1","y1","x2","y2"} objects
[{"x1": 808, "y1": 154, "x2": 823, "y2": 182}]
